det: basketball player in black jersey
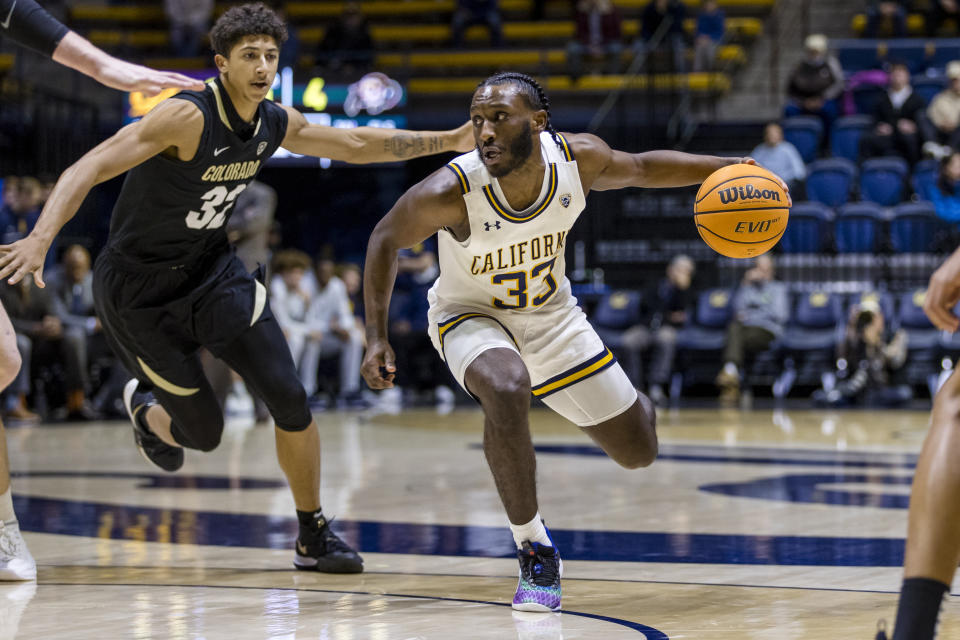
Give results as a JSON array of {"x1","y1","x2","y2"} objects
[
  {"x1": 0, "y1": 0, "x2": 205, "y2": 581},
  {"x1": 0, "y1": 3, "x2": 473, "y2": 573}
]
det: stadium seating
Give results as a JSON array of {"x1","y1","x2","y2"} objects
[
  {"x1": 912, "y1": 158, "x2": 940, "y2": 200},
  {"x1": 860, "y1": 156, "x2": 909, "y2": 206},
  {"x1": 670, "y1": 288, "x2": 734, "y2": 398},
  {"x1": 774, "y1": 290, "x2": 845, "y2": 397},
  {"x1": 913, "y1": 76, "x2": 946, "y2": 104},
  {"x1": 782, "y1": 116, "x2": 824, "y2": 164},
  {"x1": 890, "y1": 201, "x2": 941, "y2": 253},
  {"x1": 835, "y1": 202, "x2": 885, "y2": 253},
  {"x1": 831, "y1": 115, "x2": 873, "y2": 163},
  {"x1": 806, "y1": 158, "x2": 857, "y2": 207},
  {"x1": 852, "y1": 84, "x2": 887, "y2": 116},
  {"x1": 591, "y1": 290, "x2": 644, "y2": 386},
  {"x1": 896, "y1": 288, "x2": 941, "y2": 394},
  {"x1": 779, "y1": 201, "x2": 834, "y2": 253}
]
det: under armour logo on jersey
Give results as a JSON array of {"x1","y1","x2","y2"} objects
[
  {"x1": 257, "y1": 141, "x2": 267, "y2": 156},
  {"x1": 484, "y1": 221, "x2": 502, "y2": 231},
  {"x1": 560, "y1": 194, "x2": 572, "y2": 208}
]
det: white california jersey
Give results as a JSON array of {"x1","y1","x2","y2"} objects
[{"x1": 428, "y1": 131, "x2": 586, "y2": 313}]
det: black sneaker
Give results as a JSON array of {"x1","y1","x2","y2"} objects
[
  {"x1": 293, "y1": 514, "x2": 363, "y2": 574},
  {"x1": 123, "y1": 379, "x2": 184, "y2": 472},
  {"x1": 875, "y1": 620, "x2": 889, "y2": 640}
]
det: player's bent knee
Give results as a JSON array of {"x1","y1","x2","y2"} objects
[
  {"x1": 0, "y1": 342, "x2": 21, "y2": 390},
  {"x1": 265, "y1": 383, "x2": 312, "y2": 431}
]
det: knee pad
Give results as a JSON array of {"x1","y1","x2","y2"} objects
[
  {"x1": 264, "y1": 382, "x2": 312, "y2": 432},
  {"x1": 170, "y1": 407, "x2": 224, "y2": 452}
]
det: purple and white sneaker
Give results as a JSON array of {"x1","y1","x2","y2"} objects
[{"x1": 512, "y1": 540, "x2": 562, "y2": 612}]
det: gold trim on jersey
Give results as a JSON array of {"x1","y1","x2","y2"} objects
[
  {"x1": 437, "y1": 312, "x2": 518, "y2": 350},
  {"x1": 136, "y1": 357, "x2": 200, "y2": 397},
  {"x1": 531, "y1": 348, "x2": 616, "y2": 398},
  {"x1": 251, "y1": 280, "x2": 267, "y2": 326},
  {"x1": 482, "y1": 163, "x2": 557, "y2": 224},
  {"x1": 555, "y1": 133, "x2": 575, "y2": 161},
  {"x1": 446, "y1": 163, "x2": 470, "y2": 194},
  {"x1": 208, "y1": 80, "x2": 234, "y2": 132}
]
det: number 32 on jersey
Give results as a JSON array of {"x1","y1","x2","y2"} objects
[
  {"x1": 491, "y1": 258, "x2": 558, "y2": 309},
  {"x1": 185, "y1": 184, "x2": 247, "y2": 230}
]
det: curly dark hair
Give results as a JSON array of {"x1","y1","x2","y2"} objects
[{"x1": 209, "y1": 3, "x2": 288, "y2": 57}]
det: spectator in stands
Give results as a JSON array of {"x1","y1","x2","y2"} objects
[
  {"x1": 164, "y1": 0, "x2": 214, "y2": 57},
  {"x1": 715, "y1": 254, "x2": 788, "y2": 403},
  {"x1": 451, "y1": 0, "x2": 503, "y2": 48},
  {"x1": 566, "y1": 0, "x2": 624, "y2": 80},
  {"x1": 860, "y1": 61, "x2": 927, "y2": 165},
  {"x1": 927, "y1": 0, "x2": 960, "y2": 37},
  {"x1": 48, "y1": 245, "x2": 104, "y2": 420},
  {"x1": 750, "y1": 122, "x2": 807, "y2": 194},
  {"x1": 813, "y1": 299, "x2": 910, "y2": 407},
  {"x1": 930, "y1": 151, "x2": 960, "y2": 226},
  {"x1": 693, "y1": 0, "x2": 725, "y2": 72},
  {"x1": 339, "y1": 262, "x2": 365, "y2": 330},
  {"x1": 639, "y1": 0, "x2": 687, "y2": 72},
  {"x1": 924, "y1": 61, "x2": 960, "y2": 159},
  {"x1": 318, "y1": 1, "x2": 374, "y2": 77},
  {"x1": 621, "y1": 255, "x2": 695, "y2": 407},
  {"x1": 864, "y1": 1, "x2": 908, "y2": 38},
  {"x1": 0, "y1": 177, "x2": 56, "y2": 272},
  {"x1": 785, "y1": 34, "x2": 845, "y2": 132},
  {"x1": 270, "y1": 249, "x2": 318, "y2": 396},
  {"x1": 302, "y1": 257, "x2": 366, "y2": 408}
]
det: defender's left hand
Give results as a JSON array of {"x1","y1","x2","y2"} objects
[{"x1": 0, "y1": 235, "x2": 49, "y2": 287}]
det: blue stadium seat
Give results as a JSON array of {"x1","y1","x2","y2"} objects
[
  {"x1": 849, "y1": 290, "x2": 896, "y2": 323},
  {"x1": 896, "y1": 288, "x2": 941, "y2": 394},
  {"x1": 886, "y1": 41, "x2": 932, "y2": 72},
  {"x1": 912, "y1": 158, "x2": 939, "y2": 200},
  {"x1": 836, "y1": 202, "x2": 884, "y2": 253},
  {"x1": 775, "y1": 291, "x2": 844, "y2": 397},
  {"x1": 671, "y1": 289, "x2": 734, "y2": 398},
  {"x1": 890, "y1": 201, "x2": 942, "y2": 252},
  {"x1": 837, "y1": 41, "x2": 883, "y2": 72},
  {"x1": 914, "y1": 76, "x2": 946, "y2": 104},
  {"x1": 831, "y1": 115, "x2": 873, "y2": 163},
  {"x1": 852, "y1": 84, "x2": 887, "y2": 116},
  {"x1": 780, "y1": 201, "x2": 834, "y2": 253},
  {"x1": 592, "y1": 290, "x2": 643, "y2": 331},
  {"x1": 860, "y1": 156, "x2": 909, "y2": 206},
  {"x1": 782, "y1": 116, "x2": 824, "y2": 164},
  {"x1": 806, "y1": 158, "x2": 857, "y2": 207}
]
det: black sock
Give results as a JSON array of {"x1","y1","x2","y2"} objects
[
  {"x1": 892, "y1": 577, "x2": 949, "y2": 640},
  {"x1": 296, "y1": 509, "x2": 323, "y2": 528}
]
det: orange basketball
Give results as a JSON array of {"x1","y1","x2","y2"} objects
[{"x1": 693, "y1": 163, "x2": 790, "y2": 259}]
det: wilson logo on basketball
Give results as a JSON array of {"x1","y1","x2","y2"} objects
[
  {"x1": 717, "y1": 184, "x2": 782, "y2": 204},
  {"x1": 734, "y1": 217, "x2": 781, "y2": 233}
]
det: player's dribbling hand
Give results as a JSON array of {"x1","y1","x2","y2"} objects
[
  {"x1": 361, "y1": 339, "x2": 397, "y2": 389},
  {"x1": 736, "y1": 156, "x2": 793, "y2": 207},
  {"x1": 0, "y1": 235, "x2": 48, "y2": 288},
  {"x1": 924, "y1": 247, "x2": 960, "y2": 332}
]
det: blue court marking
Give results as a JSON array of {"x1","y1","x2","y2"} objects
[
  {"x1": 700, "y1": 473, "x2": 912, "y2": 509},
  {"x1": 10, "y1": 472, "x2": 907, "y2": 567},
  {"x1": 46, "y1": 581, "x2": 668, "y2": 639}
]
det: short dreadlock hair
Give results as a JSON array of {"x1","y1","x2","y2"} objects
[
  {"x1": 209, "y1": 3, "x2": 288, "y2": 58},
  {"x1": 476, "y1": 72, "x2": 563, "y2": 152}
]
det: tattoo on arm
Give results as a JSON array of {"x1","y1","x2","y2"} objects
[{"x1": 385, "y1": 134, "x2": 443, "y2": 158}]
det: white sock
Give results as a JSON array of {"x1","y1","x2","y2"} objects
[
  {"x1": 509, "y1": 512, "x2": 552, "y2": 549},
  {"x1": 0, "y1": 487, "x2": 15, "y2": 523},
  {"x1": 723, "y1": 362, "x2": 739, "y2": 376}
]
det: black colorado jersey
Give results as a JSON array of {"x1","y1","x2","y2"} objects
[{"x1": 106, "y1": 77, "x2": 288, "y2": 267}]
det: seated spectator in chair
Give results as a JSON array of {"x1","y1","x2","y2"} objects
[
  {"x1": 566, "y1": 0, "x2": 624, "y2": 80},
  {"x1": 812, "y1": 299, "x2": 911, "y2": 407},
  {"x1": 750, "y1": 122, "x2": 807, "y2": 195},
  {"x1": 693, "y1": 0, "x2": 725, "y2": 72},
  {"x1": 715, "y1": 254, "x2": 788, "y2": 403},
  {"x1": 924, "y1": 61, "x2": 960, "y2": 159},
  {"x1": 621, "y1": 255, "x2": 695, "y2": 407},
  {"x1": 339, "y1": 262, "x2": 365, "y2": 332},
  {"x1": 48, "y1": 245, "x2": 105, "y2": 420},
  {"x1": 785, "y1": 34, "x2": 845, "y2": 133},
  {"x1": 270, "y1": 249, "x2": 318, "y2": 395},
  {"x1": 639, "y1": 0, "x2": 687, "y2": 72},
  {"x1": 317, "y1": 1, "x2": 374, "y2": 77},
  {"x1": 864, "y1": 1, "x2": 908, "y2": 38},
  {"x1": 302, "y1": 258, "x2": 366, "y2": 408},
  {"x1": 860, "y1": 61, "x2": 928, "y2": 166},
  {"x1": 929, "y1": 151, "x2": 960, "y2": 228},
  {"x1": 927, "y1": 0, "x2": 960, "y2": 36},
  {"x1": 451, "y1": 0, "x2": 503, "y2": 47}
]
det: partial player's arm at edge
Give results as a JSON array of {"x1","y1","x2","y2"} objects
[
  {"x1": 0, "y1": 99, "x2": 203, "y2": 286},
  {"x1": 362, "y1": 169, "x2": 465, "y2": 388},
  {"x1": 279, "y1": 106, "x2": 475, "y2": 163},
  {"x1": 565, "y1": 132, "x2": 745, "y2": 192}
]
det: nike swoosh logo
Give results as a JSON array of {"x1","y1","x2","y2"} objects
[
  {"x1": 1, "y1": 1, "x2": 17, "y2": 29},
  {"x1": 214, "y1": 146, "x2": 229, "y2": 156}
]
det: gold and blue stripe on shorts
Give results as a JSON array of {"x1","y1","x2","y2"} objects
[
  {"x1": 556, "y1": 133, "x2": 575, "y2": 161},
  {"x1": 530, "y1": 348, "x2": 617, "y2": 398},
  {"x1": 437, "y1": 312, "x2": 518, "y2": 352},
  {"x1": 482, "y1": 162, "x2": 557, "y2": 224},
  {"x1": 446, "y1": 162, "x2": 470, "y2": 195}
]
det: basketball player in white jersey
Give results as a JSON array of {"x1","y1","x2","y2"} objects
[{"x1": 362, "y1": 72, "x2": 785, "y2": 612}]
